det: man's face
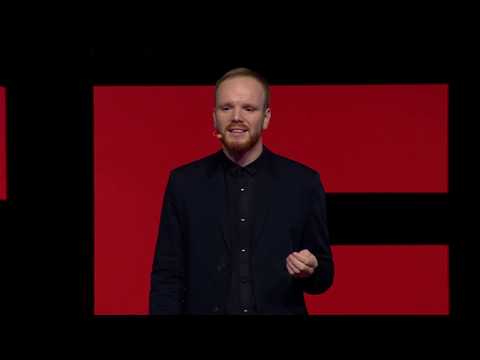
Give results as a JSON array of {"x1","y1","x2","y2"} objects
[{"x1": 213, "y1": 76, "x2": 271, "y2": 154}]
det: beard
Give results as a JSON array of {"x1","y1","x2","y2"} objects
[{"x1": 220, "y1": 127, "x2": 262, "y2": 154}]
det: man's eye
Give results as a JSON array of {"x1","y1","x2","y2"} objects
[
  {"x1": 245, "y1": 107, "x2": 254, "y2": 112},
  {"x1": 222, "y1": 107, "x2": 231, "y2": 111}
]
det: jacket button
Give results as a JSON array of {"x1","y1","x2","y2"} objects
[
  {"x1": 213, "y1": 306, "x2": 220, "y2": 313},
  {"x1": 240, "y1": 276, "x2": 249, "y2": 283}
]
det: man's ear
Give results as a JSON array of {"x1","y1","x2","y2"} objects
[
  {"x1": 212, "y1": 109, "x2": 217, "y2": 129},
  {"x1": 262, "y1": 108, "x2": 271, "y2": 130}
]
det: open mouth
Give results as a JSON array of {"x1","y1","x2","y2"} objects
[{"x1": 227, "y1": 128, "x2": 248, "y2": 134}]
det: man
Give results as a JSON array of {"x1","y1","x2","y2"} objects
[{"x1": 149, "y1": 68, "x2": 334, "y2": 315}]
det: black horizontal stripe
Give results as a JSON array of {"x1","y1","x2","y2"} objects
[{"x1": 325, "y1": 194, "x2": 449, "y2": 244}]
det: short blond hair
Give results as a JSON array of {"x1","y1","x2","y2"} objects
[{"x1": 215, "y1": 67, "x2": 270, "y2": 109}]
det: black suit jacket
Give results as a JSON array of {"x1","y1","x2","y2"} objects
[{"x1": 149, "y1": 147, "x2": 334, "y2": 315}]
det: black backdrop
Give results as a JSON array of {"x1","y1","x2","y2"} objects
[{"x1": 0, "y1": 34, "x2": 473, "y2": 343}]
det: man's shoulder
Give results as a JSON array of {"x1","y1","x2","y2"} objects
[
  {"x1": 170, "y1": 151, "x2": 220, "y2": 177},
  {"x1": 269, "y1": 150, "x2": 319, "y2": 178}
]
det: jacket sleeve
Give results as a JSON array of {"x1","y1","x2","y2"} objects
[
  {"x1": 149, "y1": 171, "x2": 185, "y2": 314},
  {"x1": 298, "y1": 172, "x2": 334, "y2": 294}
]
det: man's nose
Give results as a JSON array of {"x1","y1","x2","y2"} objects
[{"x1": 232, "y1": 108, "x2": 242, "y2": 121}]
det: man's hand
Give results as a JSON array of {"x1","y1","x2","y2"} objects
[{"x1": 286, "y1": 249, "x2": 318, "y2": 278}]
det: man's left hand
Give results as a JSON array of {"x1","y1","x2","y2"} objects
[{"x1": 286, "y1": 249, "x2": 318, "y2": 279}]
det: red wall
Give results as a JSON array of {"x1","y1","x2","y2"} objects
[
  {"x1": 94, "y1": 85, "x2": 449, "y2": 315},
  {"x1": 0, "y1": 87, "x2": 6, "y2": 200}
]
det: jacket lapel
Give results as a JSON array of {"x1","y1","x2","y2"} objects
[
  {"x1": 251, "y1": 148, "x2": 276, "y2": 253},
  {"x1": 206, "y1": 151, "x2": 231, "y2": 252}
]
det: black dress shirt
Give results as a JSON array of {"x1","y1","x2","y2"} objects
[{"x1": 221, "y1": 148, "x2": 267, "y2": 314}]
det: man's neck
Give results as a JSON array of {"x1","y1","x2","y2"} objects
[{"x1": 223, "y1": 141, "x2": 263, "y2": 167}]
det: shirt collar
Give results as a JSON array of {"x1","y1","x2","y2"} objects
[{"x1": 221, "y1": 146, "x2": 266, "y2": 177}]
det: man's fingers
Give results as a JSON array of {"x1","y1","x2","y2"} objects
[
  {"x1": 288, "y1": 254, "x2": 313, "y2": 273},
  {"x1": 285, "y1": 259, "x2": 293, "y2": 274},
  {"x1": 286, "y1": 257, "x2": 300, "y2": 273},
  {"x1": 287, "y1": 256, "x2": 302, "y2": 273},
  {"x1": 287, "y1": 251, "x2": 317, "y2": 278},
  {"x1": 291, "y1": 251, "x2": 308, "y2": 263},
  {"x1": 287, "y1": 259, "x2": 305, "y2": 277},
  {"x1": 292, "y1": 251, "x2": 318, "y2": 268},
  {"x1": 286, "y1": 261, "x2": 296, "y2": 275},
  {"x1": 291, "y1": 251, "x2": 315, "y2": 266},
  {"x1": 289, "y1": 254, "x2": 310, "y2": 271}
]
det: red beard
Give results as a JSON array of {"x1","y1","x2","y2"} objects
[{"x1": 220, "y1": 128, "x2": 261, "y2": 154}]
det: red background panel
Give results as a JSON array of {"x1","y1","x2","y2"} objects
[
  {"x1": 94, "y1": 85, "x2": 448, "y2": 315},
  {"x1": 305, "y1": 245, "x2": 449, "y2": 315},
  {"x1": 0, "y1": 87, "x2": 6, "y2": 200},
  {"x1": 267, "y1": 85, "x2": 448, "y2": 193}
]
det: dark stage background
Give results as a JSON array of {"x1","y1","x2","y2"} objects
[
  {"x1": 0, "y1": 87, "x2": 5, "y2": 200},
  {"x1": 0, "y1": 41, "x2": 472, "y2": 336}
]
